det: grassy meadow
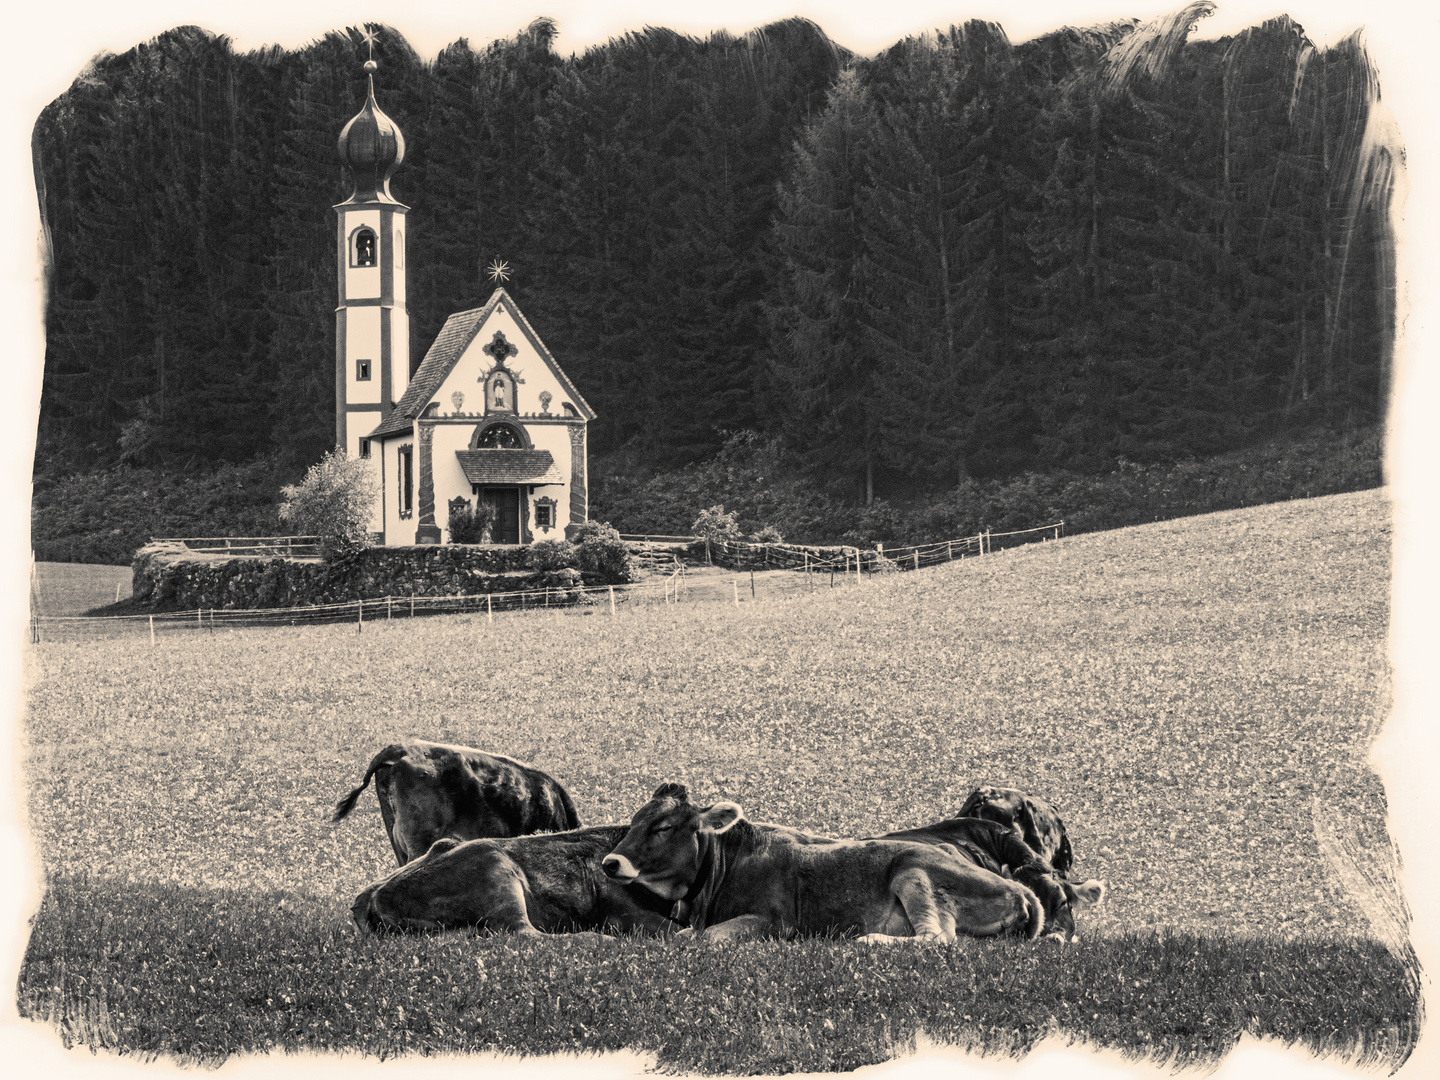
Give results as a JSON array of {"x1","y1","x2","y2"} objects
[{"x1": 16, "y1": 488, "x2": 1418, "y2": 1070}]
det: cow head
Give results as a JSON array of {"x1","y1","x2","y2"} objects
[
  {"x1": 958, "y1": 784, "x2": 1074, "y2": 874},
  {"x1": 1041, "y1": 877, "x2": 1107, "y2": 942},
  {"x1": 1003, "y1": 864, "x2": 1076, "y2": 941},
  {"x1": 601, "y1": 783, "x2": 742, "y2": 900}
]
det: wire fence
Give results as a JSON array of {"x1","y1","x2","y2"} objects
[
  {"x1": 700, "y1": 521, "x2": 1064, "y2": 573},
  {"x1": 29, "y1": 521, "x2": 1064, "y2": 643},
  {"x1": 150, "y1": 535, "x2": 324, "y2": 558}
]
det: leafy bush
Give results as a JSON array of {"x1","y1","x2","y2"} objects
[
  {"x1": 748, "y1": 525, "x2": 785, "y2": 543},
  {"x1": 448, "y1": 501, "x2": 496, "y2": 544},
  {"x1": 568, "y1": 520, "x2": 621, "y2": 544},
  {"x1": 691, "y1": 505, "x2": 742, "y2": 541},
  {"x1": 278, "y1": 449, "x2": 379, "y2": 561},
  {"x1": 571, "y1": 521, "x2": 634, "y2": 584},
  {"x1": 528, "y1": 538, "x2": 576, "y2": 572}
]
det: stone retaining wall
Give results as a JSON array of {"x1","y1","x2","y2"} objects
[{"x1": 131, "y1": 542, "x2": 584, "y2": 611}]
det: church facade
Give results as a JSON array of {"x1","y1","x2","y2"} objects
[{"x1": 333, "y1": 59, "x2": 594, "y2": 546}]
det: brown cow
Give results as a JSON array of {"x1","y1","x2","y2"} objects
[
  {"x1": 351, "y1": 827, "x2": 682, "y2": 938},
  {"x1": 600, "y1": 784, "x2": 1044, "y2": 945},
  {"x1": 956, "y1": 786, "x2": 1076, "y2": 875},
  {"x1": 875, "y1": 816, "x2": 1106, "y2": 941},
  {"x1": 333, "y1": 741, "x2": 581, "y2": 864}
]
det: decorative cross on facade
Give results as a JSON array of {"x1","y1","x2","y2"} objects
[{"x1": 483, "y1": 332, "x2": 518, "y2": 364}]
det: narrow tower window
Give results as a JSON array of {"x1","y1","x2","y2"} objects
[
  {"x1": 351, "y1": 226, "x2": 378, "y2": 268},
  {"x1": 356, "y1": 359, "x2": 371, "y2": 381},
  {"x1": 358, "y1": 439, "x2": 371, "y2": 459}
]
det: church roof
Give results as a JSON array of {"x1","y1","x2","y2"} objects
[
  {"x1": 368, "y1": 287, "x2": 595, "y2": 441},
  {"x1": 455, "y1": 449, "x2": 565, "y2": 486}
]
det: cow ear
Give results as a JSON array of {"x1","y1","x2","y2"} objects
[
  {"x1": 999, "y1": 865, "x2": 1014, "y2": 880},
  {"x1": 1065, "y1": 879, "x2": 1108, "y2": 908},
  {"x1": 700, "y1": 802, "x2": 743, "y2": 833},
  {"x1": 653, "y1": 783, "x2": 689, "y2": 803}
]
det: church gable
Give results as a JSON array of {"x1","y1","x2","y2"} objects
[{"x1": 368, "y1": 288, "x2": 592, "y2": 439}]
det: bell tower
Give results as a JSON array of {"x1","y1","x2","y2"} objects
[{"x1": 334, "y1": 54, "x2": 409, "y2": 459}]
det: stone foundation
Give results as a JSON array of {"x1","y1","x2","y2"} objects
[{"x1": 131, "y1": 542, "x2": 584, "y2": 611}]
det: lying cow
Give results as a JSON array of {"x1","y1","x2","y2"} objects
[
  {"x1": 957, "y1": 785, "x2": 1075, "y2": 875},
  {"x1": 600, "y1": 783, "x2": 1044, "y2": 945},
  {"x1": 876, "y1": 816, "x2": 1106, "y2": 941},
  {"x1": 333, "y1": 741, "x2": 581, "y2": 864},
  {"x1": 351, "y1": 827, "x2": 681, "y2": 938}
]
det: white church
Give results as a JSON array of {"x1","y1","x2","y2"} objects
[{"x1": 332, "y1": 58, "x2": 595, "y2": 546}]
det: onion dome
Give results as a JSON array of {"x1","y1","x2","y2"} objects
[{"x1": 337, "y1": 60, "x2": 405, "y2": 204}]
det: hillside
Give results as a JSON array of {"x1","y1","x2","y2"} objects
[{"x1": 19, "y1": 486, "x2": 1410, "y2": 1067}]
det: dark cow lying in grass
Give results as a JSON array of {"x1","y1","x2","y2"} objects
[
  {"x1": 957, "y1": 785, "x2": 1075, "y2": 875},
  {"x1": 333, "y1": 741, "x2": 581, "y2": 864},
  {"x1": 352, "y1": 827, "x2": 682, "y2": 937},
  {"x1": 876, "y1": 816, "x2": 1106, "y2": 941},
  {"x1": 600, "y1": 784, "x2": 1044, "y2": 945}
]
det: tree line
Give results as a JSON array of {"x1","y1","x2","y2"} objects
[{"x1": 32, "y1": 4, "x2": 1396, "y2": 508}]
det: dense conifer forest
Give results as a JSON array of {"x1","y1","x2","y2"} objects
[{"x1": 30, "y1": 4, "x2": 1397, "y2": 556}]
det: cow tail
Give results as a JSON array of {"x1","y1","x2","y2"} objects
[
  {"x1": 332, "y1": 744, "x2": 408, "y2": 823},
  {"x1": 1020, "y1": 884, "x2": 1044, "y2": 941}
]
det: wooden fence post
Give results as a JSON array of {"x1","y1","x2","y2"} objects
[
  {"x1": 609, "y1": 585, "x2": 616, "y2": 616},
  {"x1": 149, "y1": 615, "x2": 155, "y2": 646},
  {"x1": 750, "y1": 569, "x2": 755, "y2": 599},
  {"x1": 914, "y1": 551, "x2": 920, "y2": 571},
  {"x1": 357, "y1": 599, "x2": 363, "y2": 634}
]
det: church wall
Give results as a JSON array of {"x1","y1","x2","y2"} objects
[
  {"x1": 392, "y1": 221, "x2": 406, "y2": 304},
  {"x1": 429, "y1": 422, "x2": 473, "y2": 541},
  {"x1": 345, "y1": 306, "x2": 383, "y2": 405},
  {"x1": 424, "y1": 418, "x2": 579, "y2": 544},
  {"x1": 389, "y1": 307, "x2": 409, "y2": 400},
  {"x1": 379, "y1": 430, "x2": 415, "y2": 546}
]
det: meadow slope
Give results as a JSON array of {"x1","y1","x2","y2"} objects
[{"x1": 16, "y1": 487, "x2": 1411, "y2": 1068}]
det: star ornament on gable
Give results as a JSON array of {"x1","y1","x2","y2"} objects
[{"x1": 486, "y1": 258, "x2": 511, "y2": 284}]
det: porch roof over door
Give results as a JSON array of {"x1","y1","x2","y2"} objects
[{"x1": 455, "y1": 449, "x2": 566, "y2": 486}]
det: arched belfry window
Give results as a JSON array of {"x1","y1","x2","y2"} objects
[
  {"x1": 470, "y1": 421, "x2": 530, "y2": 450},
  {"x1": 394, "y1": 226, "x2": 404, "y2": 270},
  {"x1": 351, "y1": 226, "x2": 378, "y2": 268}
]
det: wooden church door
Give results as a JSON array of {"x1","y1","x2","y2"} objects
[{"x1": 480, "y1": 488, "x2": 521, "y2": 544}]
